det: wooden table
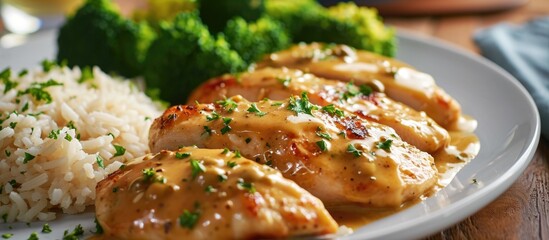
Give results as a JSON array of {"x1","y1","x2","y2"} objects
[{"x1": 384, "y1": 1, "x2": 549, "y2": 239}]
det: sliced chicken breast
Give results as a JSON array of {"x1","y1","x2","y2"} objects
[
  {"x1": 96, "y1": 147, "x2": 338, "y2": 240},
  {"x1": 149, "y1": 96, "x2": 438, "y2": 208},
  {"x1": 256, "y1": 43, "x2": 463, "y2": 129},
  {"x1": 189, "y1": 67, "x2": 449, "y2": 153}
]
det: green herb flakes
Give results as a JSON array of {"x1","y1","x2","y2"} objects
[
  {"x1": 41, "y1": 223, "x2": 52, "y2": 233},
  {"x1": 23, "y1": 152, "x2": 35, "y2": 163},
  {"x1": 288, "y1": 92, "x2": 317, "y2": 116},
  {"x1": 190, "y1": 160, "x2": 206, "y2": 180},
  {"x1": 376, "y1": 139, "x2": 393, "y2": 152},
  {"x1": 206, "y1": 111, "x2": 220, "y2": 121},
  {"x1": 17, "y1": 79, "x2": 63, "y2": 103},
  {"x1": 347, "y1": 144, "x2": 362, "y2": 158},
  {"x1": 175, "y1": 152, "x2": 191, "y2": 159},
  {"x1": 237, "y1": 179, "x2": 256, "y2": 193},
  {"x1": 179, "y1": 210, "x2": 200, "y2": 229},
  {"x1": 96, "y1": 155, "x2": 105, "y2": 169},
  {"x1": 227, "y1": 161, "x2": 237, "y2": 168},
  {"x1": 321, "y1": 104, "x2": 344, "y2": 117},
  {"x1": 113, "y1": 145, "x2": 126, "y2": 157},
  {"x1": 247, "y1": 103, "x2": 266, "y2": 116},
  {"x1": 221, "y1": 117, "x2": 232, "y2": 134},
  {"x1": 277, "y1": 76, "x2": 291, "y2": 87},
  {"x1": 28, "y1": 232, "x2": 38, "y2": 240},
  {"x1": 1, "y1": 233, "x2": 13, "y2": 239},
  {"x1": 316, "y1": 140, "x2": 328, "y2": 152},
  {"x1": 217, "y1": 98, "x2": 238, "y2": 113}
]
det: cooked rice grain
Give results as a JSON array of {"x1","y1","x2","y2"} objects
[{"x1": 0, "y1": 66, "x2": 163, "y2": 222}]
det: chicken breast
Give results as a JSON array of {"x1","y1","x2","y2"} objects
[
  {"x1": 256, "y1": 43, "x2": 463, "y2": 129},
  {"x1": 149, "y1": 96, "x2": 438, "y2": 208},
  {"x1": 188, "y1": 67, "x2": 449, "y2": 153},
  {"x1": 95, "y1": 147, "x2": 338, "y2": 240}
]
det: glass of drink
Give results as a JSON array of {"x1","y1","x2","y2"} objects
[{"x1": 1, "y1": 0, "x2": 84, "y2": 34}]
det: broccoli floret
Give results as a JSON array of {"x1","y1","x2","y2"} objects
[
  {"x1": 57, "y1": 0, "x2": 155, "y2": 77},
  {"x1": 223, "y1": 16, "x2": 291, "y2": 64},
  {"x1": 327, "y1": 3, "x2": 396, "y2": 57},
  {"x1": 133, "y1": 0, "x2": 196, "y2": 27},
  {"x1": 266, "y1": 0, "x2": 396, "y2": 57},
  {"x1": 143, "y1": 12, "x2": 246, "y2": 104},
  {"x1": 198, "y1": 0, "x2": 265, "y2": 33}
]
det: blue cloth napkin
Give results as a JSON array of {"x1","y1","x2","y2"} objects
[{"x1": 474, "y1": 17, "x2": 549, "y2": 140}]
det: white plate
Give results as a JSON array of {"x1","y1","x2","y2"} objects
[{"x1": 0, "y1": 30, "x2": 540, "y2": 240}]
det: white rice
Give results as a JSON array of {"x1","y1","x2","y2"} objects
[{"x1": 0, "y1": 65, "x2": 163, "y2": 222}]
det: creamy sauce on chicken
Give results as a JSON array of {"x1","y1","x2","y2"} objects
[
  {"x1": 328, "y1": 131, "x2": 479, "y2": 228},
  {"x1": 95, "y1": 148, "x2": 338, "y2": 239}
]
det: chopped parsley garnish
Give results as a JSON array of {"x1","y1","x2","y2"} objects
[
  {"x1": 64, "y1": 134, "x2": 72, "y2": 142},
  {"x1": 4, "y1": 150, "x2": 10, "y2": 157},
  {"x1": 203, "y1": 126, "x2": 212, "y2": 136},
  {"x1": 107, "y1": 132, "x2": 115, "y2": 139},
  {"x1": 66, "y1": 121, "x2": 77, "y2": 130},
  {"x1": 21, "y1": 102, "x2": 29, "y2": 112},
  {"x1": 237, "y1": 179, "x2": 256, "y2": 193},
  {"x1": 96, "y1": 155, "x2": 105, "y2": 169},
  {"x1": 246, "y1": 103, "x2": 266, "y2": 116},
  {"x1": 48, "y1": 129, "x2": 60, "y2": 139},
  {"x1": 221, "y1": 117, "x2": 232, "y2": 134},
  {"x1": 227, "y1": 161, "x2": 237, "y2": 168},
  {"x1": 245, "y1": 137, "x2": 251, "y2": 144},
  {"x1": 1, "y1": 233, "x2": 13, "y2": 239},
  {"x1": 62, "y1": 224, "x2": 84, "y2": 240},
  {"x1": 347, "y1": 144, "x2": 362, "y2": 157},
  {"x1": 204, "y1": 185, "x2": 216, "y2": 193},
  {"x1": 271, "y1": 101, "x2": 283, "y2": 106},
  {"x1": 112, "y1": 187, "x2": 119, "y2": 193},
  {"x1": 342, "y1": 82, "x2": 374, "y2": 101},
  {"x1": 1, "y1": 213, "x2": 7, "y2": 223},
  {"x1": 17, "y1": 79, "x2": 63, "y2": 103},
  {"x1": 113, "y1": 145, "x2": 126, "y2": 157},
  {"x1": 316, "y1": 128, "x2": 332, "y2": 140},
  {"x1": 179, "y1": 210, "x2": 200, "y2": 229},
  {"x1": 175, "y1": 152, "x2": 191, "y2": 159},
  {"x1": 8, "y1": 179, "x2": 18, "y2": 188},
  {"x1": 41, "y1": 59, "x2": 56, "y2": 72},
  {"x1": 321, "y1": 104, "x2": 344, "y2": 117},
  {"x1": 41, "y1": 223, "x2": 52, "y2": 233},
  {"x1": 23, "y1": 152, "x2": 35, "y2": 164},
  {"x1": 218, "y1": 174, "x2": 228, "y2": 182},
  {"x1": 28, "y1": 232, "x2": 38, "y2": 240},
  {"x1": 206, "y1": 111, "x2": 220, "y2": 121},
  {"x1": 142, "y1": 168, "x2": 155, "y2": 181},
  {"x1": 277, "y1": 76, "x2": 291, "y2": 88},
  {"x1": 341, "y1": 82, "x2": 360, "y2": 100},
  {"x1": 288, "y1": 92, "x2": 317, "y2": 116},
  {"x1": 316, "y1": 140, "x2": 328, "y2": 152},
  {"x1": 217, "y1": 98, "x2": 238, "y2": 113},
  {"x1": 78, "y1": 66, "x2": 94, "y2": 83},
  {"x1": 9, "y1": 122, "x2": 17, "y2": 129},
  {"x1": 190, "y1": 160, "x2": 206, "y2": 180},
  {"x1": 1, "y1": 68, "x2": 18, "y2": 94},
  {"x1": 233, "y1": 150, "x2": 242, "y2": 158},
  {"x1": 221, "y1": 148, "x2": 230, "y2": 154},
  {"x1": 376, "y1": 139, "x2": 393, "y2": 152},
  {"x1": 18, "y1": 69, "x2": 28, "y2": 77},
  {"x1": 142, "y1": 168, "x2": 166, "y2": 184},
  {"x1": 359, "y1": 84, "x2": 373, "y2": 96},
  {"x1": 94, "y1": 218, "x2": 104, "y2": 234}
]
